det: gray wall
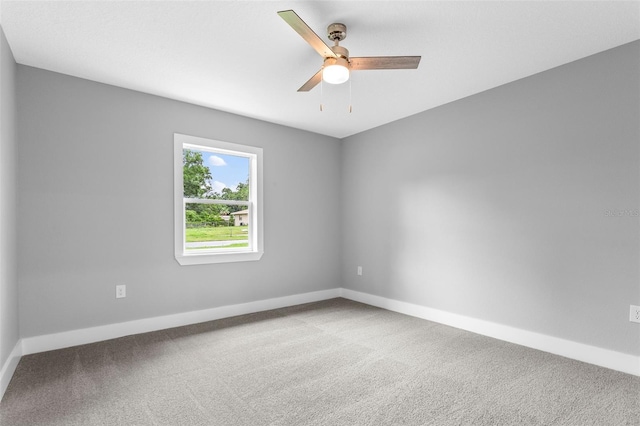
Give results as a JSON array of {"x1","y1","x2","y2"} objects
[
  {"x1": 342, "y1": 41, "x2": 640, "y2": 355},
  {"x1": 0, "y1": 26, "x2": 18, "y2": 367},
  {"x1": 11, "y1": 38, "x2": 640, "y2": 358},
  {"x1": 17, "y1": 66, "x2": 342, "y2": 338}
]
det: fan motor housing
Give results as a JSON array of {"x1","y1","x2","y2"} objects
[
  {"x1": 327, "y1": 23, "x2": 347, "y2": 42},
  {"x1": 324, "y1": 56, "x2": 350, "y2": 69},
  {"x1": 331, "y1": 45, "x2": 349, "y2": 60}
]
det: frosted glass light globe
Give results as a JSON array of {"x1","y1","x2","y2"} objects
[{"x1": 323, "y1": 57, "x2": 350, "y2": 84}]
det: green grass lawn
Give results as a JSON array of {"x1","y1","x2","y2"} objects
[
  {"x1": 186, "y1": 226, "x2": 248, "y2": 242},
  {"x1": 186, "y1": 242, "x2": 249, "y2": 250}
]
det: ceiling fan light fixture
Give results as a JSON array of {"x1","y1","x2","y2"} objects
[
  {"x1": 277, "y1": 10, "x2": 420, "y2": 92},
  {"x1": 322, "y1": 57, "x2": 350, "y2": 84}
]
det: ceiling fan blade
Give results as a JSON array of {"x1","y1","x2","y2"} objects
[
  {"x1": 350, "y1": 56, "x2": 421, "y2": 70},
  {"x1": 278, "y1": 10, "x2": 337, "y2": 59},
  {"x1": 297, "y1": 69, "x2": 323, "y2": 92}
]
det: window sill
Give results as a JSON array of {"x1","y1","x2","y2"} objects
[{"x1": 175, "y1": 250, "x2": 264, "y2": 266}]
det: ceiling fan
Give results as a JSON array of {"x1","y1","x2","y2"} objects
[{"x1": 278, "y1": 10, "x2": 421, "y2": 92}]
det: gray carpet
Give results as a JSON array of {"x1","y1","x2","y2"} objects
[{"x1": 1, "y1": 298, "x2": 638, "y2": 425}]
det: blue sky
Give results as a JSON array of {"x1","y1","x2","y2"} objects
[{"x1": 191, "y1": 148, "x2": 249, "y2": 195}]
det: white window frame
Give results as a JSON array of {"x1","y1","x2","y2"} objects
[{"x1": 174, "y1": 133, "x2": 263, "y2": 265}]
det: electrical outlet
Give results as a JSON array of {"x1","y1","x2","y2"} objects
[
  {"x1": 357, "y1": 266, "x2": 362, "y2": 276},
  {"x1": 631, "y1": 305, "x2": 640, "y2": 323},
  {"x1": 116, "y1": 285, "x2": 126, "y2": 299}
]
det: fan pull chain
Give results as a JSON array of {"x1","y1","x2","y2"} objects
[
  {"x1": 320, "y1": 69, "x2": 324, "y2": 112},
  {"x1": 348, "y1": 75, "x2": 353, "y2": 113}
]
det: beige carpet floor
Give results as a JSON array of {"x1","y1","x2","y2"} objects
[{"x1": 1, "y1": 298, "x2": 639, "y2": 425}]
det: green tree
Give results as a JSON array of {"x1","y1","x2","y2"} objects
[
  {"x1": 219, "y1": 180, "x2": 249, "y2": 213},
  {"x1": 219, "y1": 180, "x2": 249, "y2": 201},
  {"x1": 185, "y1": 210, "x2": 201, "y2": 223},
  {"x1": 235, "y1": 181, "x2": 249, "y2": 201},
  {"x1": 186, "y1": 203, "x2": 223, "y2": 225},
  {"x1": 183, "y1": 150, "x2": 212, "y2": 198}
]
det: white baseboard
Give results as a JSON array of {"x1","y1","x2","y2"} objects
[
  {"x1": 0, "y1": 340, "x2": 22, "y2": 401},
  {"x1": 340, "y1": 288, "x2": 640, "y2": 377},
  {"x1": 10, "y1": 285, "x2": 639, "y2": 396},
  {"x1": 21, "y1": 288, "x2": 342, "y2": 356}
]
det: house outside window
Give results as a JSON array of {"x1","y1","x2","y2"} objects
[{"x1": 231, "y1": 209, "x2": 249, "y2": 226}]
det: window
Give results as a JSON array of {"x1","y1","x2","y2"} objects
[{"x1": 174, "y1": 133, "x2": 263, "y2": 265}]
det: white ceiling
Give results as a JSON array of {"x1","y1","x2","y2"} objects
[{"x1": 1, "y1": 1, "x2": 638, "y2": 139}]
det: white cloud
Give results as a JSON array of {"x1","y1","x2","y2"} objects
[
  {"x1": 210, "y1": 180, "x2": 227, "y2": 194},
  {"x1": 209, "y1": 155, "x2": 227, "y2": 166}
]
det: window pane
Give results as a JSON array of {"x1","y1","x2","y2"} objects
[
  {"x1": 183, "y1": 148, "x2": 250, "y2": 200},
  {"x1": 185, "y1": 203, "x2": 250, "y2": 251}
]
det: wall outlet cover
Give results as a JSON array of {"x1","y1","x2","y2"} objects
[
  {"x1": 116, "y1": 285, "x2": 126, "y2": 299},
  {"x1": 630, "y1": 305, "x2": 640, "y2": 323}
]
